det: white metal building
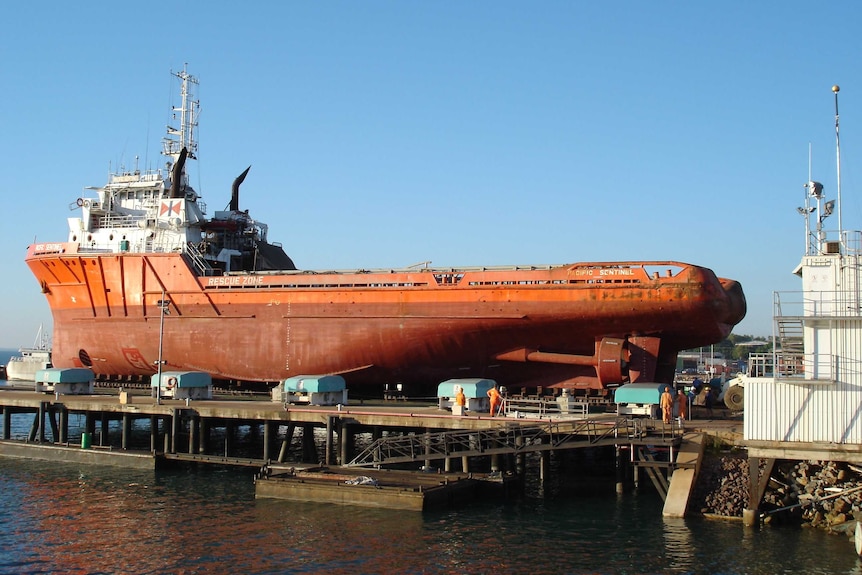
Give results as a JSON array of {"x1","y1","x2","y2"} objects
[{"x1": 744, "y1": 231, "x2": 862, "y2": 450}]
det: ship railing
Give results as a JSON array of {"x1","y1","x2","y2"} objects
[
  {"x1": 76, "y1": 235, "x2": 188, "y2": 255},
  {"x1": 183, "y1": 242, "x2": 216, "y2": 276},
  {"x1": 95, "y1": 213, "x2": 143, "y2": 229},
  {"x1": 108, "y1": 168, "x2": 166, "y2": 184},
  {"x1": 223, "y1": 264, "x2": 565, "y2": 276}
]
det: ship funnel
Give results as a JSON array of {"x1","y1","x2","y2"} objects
[
  {"x1": 230, "y1": 166, "x2": 251, "y2": 211},
  {"x1": 170, "y1": 147, "x2": 188, "y2": 199}
]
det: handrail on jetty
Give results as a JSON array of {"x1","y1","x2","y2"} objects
[{"x1": 345, "y1": 417, "x2": 682, "y2": 468}]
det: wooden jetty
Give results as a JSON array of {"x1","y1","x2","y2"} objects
[{"x1": 0, "y1": 387, "x2": 704, "y2": 512}]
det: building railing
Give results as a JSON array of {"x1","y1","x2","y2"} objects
[
  {"x1": 747, "y1": 351, "x2": 862, "y2": 384},
  {"x1": 842, "y1": 230, "x2": 862, "y2": 256},
  {"x1": 774, "y1": 290, "x2": 862, "y2": 321}
]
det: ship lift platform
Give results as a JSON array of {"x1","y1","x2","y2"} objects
[{"x1": 35, "y1": 368, "x2": 95, "y2": 395}]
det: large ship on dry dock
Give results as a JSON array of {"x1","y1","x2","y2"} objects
[{"x1": 25, "y1": 66, "x2": 746, "y2": 394}]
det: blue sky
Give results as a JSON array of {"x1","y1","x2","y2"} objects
[{"x1": 0, "y1": 1, "x2": 859, "y2": 348}]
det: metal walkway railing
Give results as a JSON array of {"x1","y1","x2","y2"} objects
[{"x1": 345, "y1": 417, "x2": 682, "y2": 468}]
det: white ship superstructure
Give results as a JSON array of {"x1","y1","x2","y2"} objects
[{"x1": 67, "y1": 65, "x2": 283, "y2": 274}]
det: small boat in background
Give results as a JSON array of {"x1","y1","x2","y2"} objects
[{"x1": 6, "y1": 325, "x2": 52, "y2": 382}]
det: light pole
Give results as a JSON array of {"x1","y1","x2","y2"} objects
[{"x1": 155, "y1": 291, "x2": 171, "y2": 404}]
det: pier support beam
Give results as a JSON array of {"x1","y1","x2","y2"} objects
[
  {"x1": 2, "y1": 407, "x2": 10, "y2": 440},
  {"x1": 325, "y1": 417, "x2": 334, "y2": 466},
  {"x1": 101, "y1": 413, "x2": 109, "y2": 447},
  {"x1": 150, "y1": 416, "x2": 159, "y2": 452},
  {"x1": 340, "y1": 422, "x2": 353, "y2": 466},
  {"x1": 424, "y1": 429, "x2": 432, "y2": 469},
  {"x1": 163, "y1": 415, "x2": 172, "y2": 454},
  {"x1": 28, "y1": 408, "x2": 40, "y2": 442},
  {"x1": 515, "y1": 436, "x2": 525, "y2": 476},
  {"x1": 539, "y1": 436, "x2": 550, "y2": 483},
  {"x1": 171, "y1": 411, "x2": 180, "y2": 454},
  {"x1": 301, "y1": 424, "x2": 318, "y2": 463},
  {"x1": 39, "y1": 402, "x2": 48, "y2": 443},
  {"x1": 189, "y1": 414, "x2": 198, "y2": 455},
  {"x1": 59, "y1": 407, "x2": 68, "y2": 444},
  {"x1": 615, "y1": 445, "x2": 625, "y2": 495},
  {"x1": 263, "y1": 421, "x2": 273, "y2": 462},
  {"x1": 278, "y1": 424, "x2": 296, "y2": 463},
  {"x1": 47, "y1": 405, "x2": 59, "y2": 443},
  {"x1": 198, "y1": 418, "x2": 209, "y2": 455},
  {"x1": 224, "y1": 421, "x2": 234, "y2": 457},
  {"x1": 86, "y1": 412, "x2": 96, "y2": 443},
  {"x1": 744, "y1": 457, "x2": 775, "y2": 528},
  {"x1": 121, "y1": 414, "x2": 131, "y2": 450}
]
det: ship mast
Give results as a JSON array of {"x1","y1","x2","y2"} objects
[{"x1": 162, "y1": 64, "x2": 200, "y2": 168}]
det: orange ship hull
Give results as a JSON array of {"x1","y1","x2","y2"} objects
[{"x1": 26, "y1": 242, "x2": 745, "y2": 392}]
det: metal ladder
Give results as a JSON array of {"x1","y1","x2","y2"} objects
[{"x1": 774, "y1": 293, "x2": 804, "y2": 353}]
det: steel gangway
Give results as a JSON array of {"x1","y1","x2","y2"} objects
[{"x1": 345, "y1": 417, "x2": 682, "y2": 468}]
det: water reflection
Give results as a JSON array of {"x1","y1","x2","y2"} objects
[
  {"x1": 1, "y1": 458, "x2": 861, "y2": 574},
  {"x1": 662, "y1": 517, "x2": 694, "y2": 573}
]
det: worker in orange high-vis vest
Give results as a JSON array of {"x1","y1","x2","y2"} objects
[
  {"x1": 487, "y1": 385, "x2": 503, "y2": 416},
  {"x1": 660, "y1": 386, "x2": 674, "y2": 424},
  {"x1": 676, "y1": 388, "x2": 688, "y2": 423},
  {"x1": 454, "y1": 386, "x2": 466, "y2": 414}
]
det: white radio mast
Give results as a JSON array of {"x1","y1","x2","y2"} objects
[{"x1": 833, "y1": 85, "x2": 843, "y2": 245}]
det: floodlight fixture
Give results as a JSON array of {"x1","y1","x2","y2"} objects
[{"x1": 807, "y1": 181, "x2": 824, "y2": 199}]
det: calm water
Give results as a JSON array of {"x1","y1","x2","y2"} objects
[
  {"x1": 0, "y1": 460, "x2": 859, "y2": 575},
  {"x1": 1, "y1": 348, "x2": 861, "y2": 574}
]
